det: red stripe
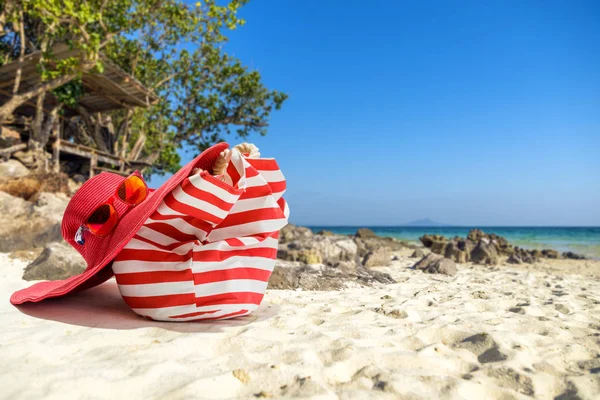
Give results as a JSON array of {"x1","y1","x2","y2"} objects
[
  {"x1": 143, "y1": 222, "x2": 199, "y2": 243},
  {"x1": 227, "y1": 162, "x2": 241, "y2": 187},
  {"x1": 195, "y1": 292, "x2": 264, "y2": 307},
  {"x1": 194, "y1": 172, "x2": 244, "y2": 196},
  {"x1": 123, "y1": 293, "x2": 195, "y2": 308},
  {"x1": 115, "y1": 270, "x2": 193, "y2": 285},
  {"x1": 170, "y1": 309, "x2": 249, "y2": 320},
  {"x1": 245, "y1": 158, "x2": 280, "y2": 171},
  {"x1": 164, "y1": 192, "x2": 222, "y2": 225},
  {"x1": 193, "y1": 268, "x2": 272, "y2": 284},
  {"x1": 193, "y1": 247, "x2": 277, "y2": 262},
  {"x1": 181, "y1": 179, "x2": 235, "y2": 212},
  {"x1": 116, "y1": 248, "x2": 193, "y2": 262},
  {"x1": 218, "y1": 208, "x2": 285, "y2": 228},
  {"x1": 169, "y1": 309, "x2": 219, "y2": 318},
  {"x1": 245, "y1": 167, "x2": 259, "y2": 178},
  {"x1": 225, "y1": 238, "x2": 245, "y2": 246},
  {"x1": 202, "y1": 309, "x2": 250, "y2": 320},
  {"x1": 130, "y1": 233, "x2": 194, "y2": 252},
  {"x1": 148, "y1": 211, "x2": 213, "y2": 236},
  {"x1": 242, "y1": 181, "x2": 285, "y2": 199},
  {"x1": 267, "y1": 180, "x2": 286, "y2": 193}
]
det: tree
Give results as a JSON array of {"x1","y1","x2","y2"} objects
[{"x1": 0, "y1": 0, "x2": 287, "y2": 174}]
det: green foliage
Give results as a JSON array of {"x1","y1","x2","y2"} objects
[
  {"x1": 1, "y1": 0, "x2": 287, "y2": 175},
  {"x1": 51, "y1": 79, "x2": 84, "y2": 108}
]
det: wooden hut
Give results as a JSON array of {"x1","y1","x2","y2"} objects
[{"x1": 0, "y1": 43, "x2": 158, "y2": 177}]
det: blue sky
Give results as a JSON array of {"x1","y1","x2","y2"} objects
[{"x1": 155, "y1": 0, "x2": 600, "y2": 226}]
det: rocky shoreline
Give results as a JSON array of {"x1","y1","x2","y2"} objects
[{"x1": 0, "y1": 181, "x2": 591, "y2": 289}]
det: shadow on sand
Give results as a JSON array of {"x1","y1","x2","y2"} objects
[{"x1": 14, "y1": 279, "x2": 280, "y2": 333}]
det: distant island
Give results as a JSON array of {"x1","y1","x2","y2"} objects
[{"x1": 404, "y1": 218, "x2": 449, "y2": 227}]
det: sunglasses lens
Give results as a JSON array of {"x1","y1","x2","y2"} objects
[
  {"x1": 117, "y1": 175, "x2": 147, "y2": 206},
  {"x1": 85, "y1": 204, "x2": 118, "y2": 236}
]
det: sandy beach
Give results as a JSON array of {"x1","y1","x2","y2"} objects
[{"x1": 2, "y1": 249, "x2": 599, "y2": 400}]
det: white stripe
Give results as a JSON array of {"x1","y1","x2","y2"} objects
[
  {"x1": 271, "y1": 190, "x2": 285, "y2": 201},
  {"x1": 171, "y1": 185, "x2": 228, "y2": 221},
  {"x1": 112, "y1": 259, "x2": 191, "y2": 273},
  {"x1": 229, "y1": 196, "x2": 279, "y2": 214},
  {"x1": 245, "y1": 175, "x2": 269, "y2": 188},
  {"x1": 258, "y1": 169, "x2": 285, "y2": 183},
  {"x1": 122, "y1": 238, "x2": 194, "y2": 254},
  {"x1": 195, "y1": 279, "x2": 268, "y2": 297},
  {"x1": 146, "y1": 216, "x2": 208, "y2": 238},
  {"x1": 117, "y1": 281, "x2": 194, "y2": 297},
  {"x1": 192, "y1": 256, "x2": 276, "y2": 273},
  {"x1": 156, "y1": 202, "x2": 185, "y2": 216},
  {"x1": 188, "y1": 173, "x2": 242, "y2": 204},
  {"x1": 132, "y1": 303, "x2": 259, "y2": 318},
  {"x1": 195, "y1": 236, "x2": 278, "y2": 251},
  {"x1": 136, "y1": 226, "x2": 180, "y2": 246},
  {"x1": 208, "y1": 218, "x2": 288, "y2": 242},
  {"x1": 282, "y1": 199, "x2": 290, "y2": 219},
  {"x1": 132, "y1": 304, "x2": 197, "y2": 321},
  {"x1": 231, "y1": 150, "x2": 247, "y2": 189}
]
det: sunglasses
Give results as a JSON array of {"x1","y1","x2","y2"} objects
[{"x1": 75, "y1": 173, "x2": 148, "y2": 245}]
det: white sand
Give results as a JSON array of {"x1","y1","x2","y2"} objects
[{"x1": 1, "y1": 252, "x2": 600, "y2": 400}]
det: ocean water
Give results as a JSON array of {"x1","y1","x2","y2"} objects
[{"x1": 307, "y1": 226, "x2": 600, "y2": 259}]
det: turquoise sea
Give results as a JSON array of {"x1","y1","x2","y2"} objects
[{"x1": 307, "y1": 226, "x2": 600, "y2": 260}]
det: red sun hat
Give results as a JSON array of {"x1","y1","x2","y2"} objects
[{"x1": 10, "y1": 142, "x2": 229, "y2": 305}]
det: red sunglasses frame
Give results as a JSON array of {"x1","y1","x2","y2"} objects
[{"x1": 74, "y1": 171, "x2": 148, "y2": 245}]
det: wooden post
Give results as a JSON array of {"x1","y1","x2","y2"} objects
[
  {"x1": 90, "y1": 154, "x2": 97, "y2": 179},
  {"x1": 53, "y1": 120, "x2": 61, "y2": 173}
]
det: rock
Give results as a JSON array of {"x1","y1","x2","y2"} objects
[
  {"x1": 444, "y1": 241, "x2": 469, "y2": 263},
  {"x1": 268, "y1": 259, "x2": 394, "y2": 291},
  {"x1": 419, "y1": 234, "x2": 447, "y2": 248},
  {"x1": 316, "y1": 230, "x2": 335, "y2": 236},
  {"x1": 268, "y1": 260, "x2": 307, "y2": 289},
  {"x1": 457, "y1": 333, "x2": 508, "y2": 364},
  {"x1": 562, "y1": 251, "x2": 586, "y2": 260},
  {"x1": 363, "y1": 247, "x2": 391, "y2": 268},
  {"x1": 470, "y1": 240, "x2": 499, "y2": 265},
  {"x1": 541, "y1": 249, "x2": 560, "y2": 259},
  {"x1": 33, "y1": 192, "x2": 69, "y2": 223},
  {"x1": 411, "y1": 249, "x2": 425, "y2": 258},
  {"x1": 555, "y1": 304, "x2": 570, "y2": 314},
  {"x1": 507, "y1": 254, "x2": 522, "y2": 264},
  {"x1": 12, "y1": 150, "x2": 35, "y2": 168},
  {"x1": 0, "y1": 172, "x2": 71, "y2": 200},
  {"x1": 279, "y1": 224, "x2": 313, "y2": 243},
  {"x1": 278, "y1": 235, "x2": 357, "y2": 266},
  {"x1": 0, "y1": 191, "x2": 67, "y2": 252},
  {"x1": 0, "y1": 218, "x2": 63, "y2": 253},
  {"x1": 355, "y1": 228, "x2": 377, "y2": 238},
  {"x1": 355, "y1": 236, "x2": 406, "y2": 258},
  {"x1": 0, "y1": 191, "x2": 32, "y2": 217},
  {"x1": 413, "y1": 253, "x2": 457, "y2": 276},
  {"x1": 0, "y1": 127, "x2": 22, "y2": 148},
  {"x1": 22, "y1": 242, "x2": 86, "y2": 281},
  {"x1": 0, "y1": 159, "x2": 29, "y2": 178}
]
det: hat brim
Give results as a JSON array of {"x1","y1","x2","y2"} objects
[{"x1": 10, "y1": 143, "x2": 229, "y2": 305}]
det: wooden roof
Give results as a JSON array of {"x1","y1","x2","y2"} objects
[{"x1": 0, "y1": 43, "x2": 158, "y2": 117}]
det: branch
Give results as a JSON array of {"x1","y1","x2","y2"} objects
[
  {"x1": 11, "y1": 8, "x2": 25, "y2": 95},
  {"x1": 0, "y1": 72, "x2": 77, "y2": 123},
  {"x1": 153, "y1": 72, "x2": 180, "y2": 89}
]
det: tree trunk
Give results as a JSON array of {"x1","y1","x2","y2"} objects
[
  {"x1": 0, "y1": 72, "x2": 77, "y2": 123},
  {"x1": 12, "y1": 9, "x2": 25, "y2": 95},
  {"x1": 29, "y1": 95, "x2": 62, "y2": 172},
  {"x1": 92, "y1": 112, "x2": 109, "y2": 152},
  {"x1": 128, "y1": 132, "x2": 146, "y2": 161}
]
